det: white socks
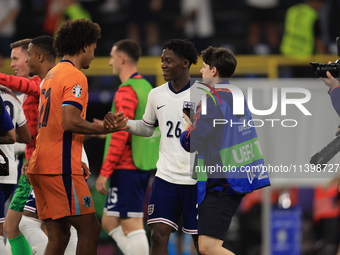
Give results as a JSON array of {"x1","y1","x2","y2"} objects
[
  {"x1": 0, "y1": 236, "x2": 8, "y2": 255},
  {"x1": 5, "y1": 239, "x2": 11, "y2": 255},
  {"x1": 19, "y1": 216, "x2": 79, "y2": 255},
  {"x1": 109, "y1": 226, "x2": 149, "y2": 255},
  {"x1": 64, "y1": 226, "x2": 77, "y2": 255},
  {"x1": 126, "y1": 229, "x2": 149, "y2": 255},
  {"x1": 109, "y1": 226, "x2": 129, "y2": 254},
  {"x1": 19, "y1": 215, "x2": 48, "y2": 255}
]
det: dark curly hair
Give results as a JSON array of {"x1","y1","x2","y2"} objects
[
  {"x1": 31, "y1": 36, "x2": 56, "y2": 62},
  {"x1": 162, "y1": 39, "x2": 198, "y2": 67},
  {"x1": 53, "y1": 19, "x2": 101, "y2": 56},
  {"x1": 201, "y1": 46, "x2": 237, "y2": 78}
]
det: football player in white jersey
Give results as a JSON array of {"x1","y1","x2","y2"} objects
[
  {"x1": 0, "y1": 88, "x2": 31, "y2": 254},
  {"x1": 110, "y1": 39, "x2": 202, "y2": 254}
]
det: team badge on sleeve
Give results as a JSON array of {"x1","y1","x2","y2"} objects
[{"x1": 72, "y1": 85, "x2": 82, "y2": 98}]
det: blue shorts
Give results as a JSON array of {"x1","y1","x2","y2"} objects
[
  {"x1": 147, "y1": 177, "x2": 198, "y2": 234},
  {"x1": 0, "y1": 183, "x2": 15, "y2": 223},
  {"x1": 104, "y1": 169, "x2": 151, "y2": 218},
  {"x1": 24, "y1": 188, "x2": 37, "y2": 214}
]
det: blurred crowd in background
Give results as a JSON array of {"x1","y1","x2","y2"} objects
[{"x1": 1, "y1": 0, "x2": 340, "y2": 60}]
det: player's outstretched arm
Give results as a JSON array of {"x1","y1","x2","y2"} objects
[
  {"x1": 91, "y1": 118, "x2": 107, "y2": 139},
  {"x1": 125, "y1": 120, "x2": 156, "y2": 137},
  {"x1": 62, "y1": 106, "x2": 129, "y2": 134},
  {"x1": 0, "y1": 74, "x2": 40, "y2": 96},
  {"x1": 126, "y1": 119, "x2": 156, "y2": 137},
  {"x1": 103, "y1": 113, "x2": 155, "y2": 137}
]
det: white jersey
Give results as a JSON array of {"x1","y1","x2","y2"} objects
[
  {"x1": 0, "y1": 92, "x2": 27, "y2": 184},
  {"x1": 143, "y1": 79, "x2": 200, "y2": 185}
]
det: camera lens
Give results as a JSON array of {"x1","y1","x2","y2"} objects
[
  {"x1": 310, "y1": 135, "x2": 340, "y2": 168},
  {"x1": 311, "y1": 62, "x2": 340, "y2": 78}
]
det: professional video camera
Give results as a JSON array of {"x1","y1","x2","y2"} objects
[
  {"x1": 310, "y1": 128, "x2": 340, "y2": 169},
  {"x1": 310, "y1": 37, "x2": 340, "y2": 78}
]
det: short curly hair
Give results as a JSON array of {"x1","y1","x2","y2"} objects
[
  {"x1": 201, "y1": 46, "x2": 237, "y2": 78},
  {"x1": 53, "y1": 19, "x2": 101, "y2": 56},
  {"x1": 162, "y1": 39, "x2": 198, "y2": 67}
]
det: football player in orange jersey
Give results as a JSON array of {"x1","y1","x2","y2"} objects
[
  {"x1": 26, "y1": 19, "x2": 128, "y2": 255},
  {"x1": 19, "y1": 35, "x2": 79, "y2": 255}
]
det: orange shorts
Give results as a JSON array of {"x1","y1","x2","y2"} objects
[{"x1": 28, "y1": 174, "x2": 95, "y2": 220}]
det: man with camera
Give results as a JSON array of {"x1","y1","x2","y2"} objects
[
  {"x1": 321, "y1": 70, "x2": 340, "y2": 191},
  {"x1": 311, "y1": 69, "x2": 340, "y2": 255},
  {"x1": 322, "y1": 70, "x2": 340, "y2": 116}
]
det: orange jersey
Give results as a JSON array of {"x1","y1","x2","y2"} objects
[{"x1": 27, "y1": 60, "x2": 88, "y2": 175}]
